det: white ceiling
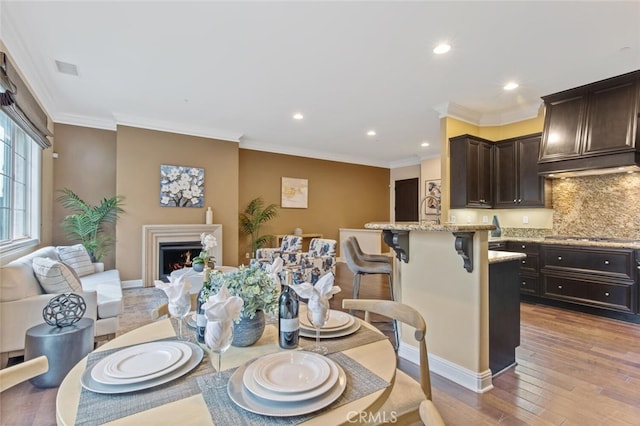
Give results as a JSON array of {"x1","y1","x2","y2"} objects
[{"x1": 1, "y1": 1, "x2": 639, "y2": 168}]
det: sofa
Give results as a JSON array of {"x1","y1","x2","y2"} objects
[{"x1": 0, "y1": 245, "x2": 123, "y2": 367}]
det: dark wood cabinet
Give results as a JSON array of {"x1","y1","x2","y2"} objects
[
  {"x1": 540, "y1": 245, "x2": 637, "y2": 313},
  {"x1": 450, "y1": 135, "x2": 493, "y2": 209},
  {"x1": 489, "y1": 260, "x2": 520, "y2": 375},
  {"x1": 505, "y1": 241, "x2": 540, "y2": 295},
  {"x1": 494, "y1": 134, "x2": 545, "y2": 208},
  {"x1": 538, "y1": 71, "x2": 640, "y2": 174}
]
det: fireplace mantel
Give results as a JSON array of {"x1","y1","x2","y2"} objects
[{"x1": 142, "y1": 224, "x2": 222, "y2": 287}]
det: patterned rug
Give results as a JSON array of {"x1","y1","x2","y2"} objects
[{"x1": 118, "y1": 287, "x2": 169, "y2": 336}]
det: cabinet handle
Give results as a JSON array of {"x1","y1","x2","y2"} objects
[
  {"x1": 558, "y1": 256, "x2": 562, "y2": 261},
  {"x1": 522, "y1": 260, "x2": 526, "y2": 264},
  {"x1": 517, "y1": 199, "x2": 522, "y2": 203},
  {"x1": 604, "y1": 260, "x2": 609, "y2": 265},
  {"x1": 521, "y1": 281, "x2": 526, "y2": 286},
  {"x1": 558, "y1": 285, "x2": 563, "y2": 289},
  {"x1": 521, "y1": 245, "x2": 526, "y2": 249},
  {"x1": 513, "y1": 199, "x2": 517, "y2": 203},
  {"x1": 605, "y1": 292, "x2": 610, "y2": 297}
]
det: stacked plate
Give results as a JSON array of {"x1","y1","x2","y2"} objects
[
  {"x1": 228, "y1": 351, "x2": 347, "y2": 416},
  {"x1": 298, "y1": 306, "x2": 360, "y2": 338},
  {"x1": 81, "y1": 341, "x2": 203, "y2": 394}
]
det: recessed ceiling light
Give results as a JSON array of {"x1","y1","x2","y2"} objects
[
  {"x1": 421, "y1": 142, "x2": 430, "y2": 147},
  {"x1": 433, "y1": 43, "x2": 451, "y2": 55},
  {"x1": 367, "y1": 130, "x2": 376, "y2": 136},
  {"x1": 293, "y1": 113, "x2": 304, "y2": 120},
  {"x1": 503, "y1": 81, "x2": 519, "y2": 90}
]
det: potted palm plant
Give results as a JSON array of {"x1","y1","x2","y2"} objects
[
  {"x1": 239, "y1": 197, "x2": 278, "y2": 256},
  {"x1": 57, "y1": 188, "x2": 125, "y2": 261}
]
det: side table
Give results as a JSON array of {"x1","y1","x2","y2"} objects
[{"x1": 24, "y1": 318, "x2": 94, "y2": 388}]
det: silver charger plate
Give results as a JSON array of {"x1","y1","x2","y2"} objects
[
  {"x1": 228, "y1": 359, "x2": 346, "y2": 417},
  {"x1": 81, "y1": 341, "x2": 203, "y2": 394}
]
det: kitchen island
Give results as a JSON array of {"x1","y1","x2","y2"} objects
[{"x1": 365, "y1": 221, "x2": 516, "y2": 392}]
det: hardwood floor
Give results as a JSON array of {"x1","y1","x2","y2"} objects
[{"x1": 2, "y1": 262, "x2": 640, "y2": 425}]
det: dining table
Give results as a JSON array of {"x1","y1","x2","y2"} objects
[{"x1": 56, "y1": 312, "x2": 396, "y2": 425}]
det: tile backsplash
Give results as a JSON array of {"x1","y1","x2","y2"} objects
[{"x1": 551, "y1": 172, "x2": 640, "y2": 239}]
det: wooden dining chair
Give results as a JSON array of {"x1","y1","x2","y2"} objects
[
  {"x1": 0, "y1": 355, "x2": 49, "y2": 392},
  {"x1": 150, "y1": 293, "x2": 199, "y2": 320},
  {"x1": 342, "y1": 299, "x2": 445, "y2": 425}
]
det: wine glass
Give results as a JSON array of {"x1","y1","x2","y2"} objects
[
  {"x1": 205, "y1": 319, "x2": 234, "y2": 388},
  {"x1": 168, "y1": 293, "x2": 191, "y2": 340},
  {"x1": 306, "y1": 303, "x2": 330, "y2": 355}
]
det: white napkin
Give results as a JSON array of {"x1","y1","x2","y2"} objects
[
  {"x1": 202, "y1": 285, "x2": 244, "y2": 350},
  {"x1": 266, "y1": 257, "x2": 283, "y2": 284},
  {"x1": 290, "y1": 273, "x2": 341, "y2": 327},
  {"x1": 154, "y1": 271, "x2": 194, "y2": 303}
]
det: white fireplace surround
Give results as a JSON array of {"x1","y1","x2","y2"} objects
[{"x1": 142, "y1": 224, "x2": 223, "y2": 287}]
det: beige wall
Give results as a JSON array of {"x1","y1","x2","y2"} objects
[
  {"x1": 239, "y1": 149, "x2": 390, "y2": 261},
  {"x1": 116, "y1": 126, "x2": 239, "y2": 281},
  {"x1": 52, "y1": 124, "x2": 118, "y2": 268}
]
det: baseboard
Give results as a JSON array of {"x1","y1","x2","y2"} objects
[
  {"x1": 398, "y1": 342, "x2": 494, "y2": 393},
  {"x1": 121, "y1": 279, "x2": 144, "y2": 289}
]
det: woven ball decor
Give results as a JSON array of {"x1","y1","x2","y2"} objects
[{"x1": 43, "y1": 293, "x2": 86, "y2": 327}]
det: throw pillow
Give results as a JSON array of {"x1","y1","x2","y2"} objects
[
  {"x1": 57, "y1": 244, "x2": 94, "y2": 277},
  {"x1": 32, "y1": 257, "x2": 83, "y2": 294}
]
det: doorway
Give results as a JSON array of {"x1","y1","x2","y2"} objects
[{"x1": 394, "y1": 178, "x2": 418, "y2": 221}]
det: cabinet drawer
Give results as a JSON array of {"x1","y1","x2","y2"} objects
[
  {"x1": 519, "y1": 254, "x2": 539, "y2": 274},
  {"x1": 519, "y1": 274, "x2": 539, "y2": 295},
  {"x1": 543, "y1": 274, "x2": 635, "y2": 313},
  {"x1": 489, "y1": 241, "x2": 506, "y2": 250},
  {"x1": 506, "y1": 241, "x2": 539, "y2": 255},
  {"x1": 541, "y1": 245, "x2": 634, "y2": 280}
]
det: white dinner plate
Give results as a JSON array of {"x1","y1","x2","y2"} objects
[
  {"x1": 243, "y1": 353, "x2": 338, "y2": 402},
  {"x1": 186, "y1": 312, "x2": 197, "y2": 329},
  {"x1": 104, "y1": 343, "x2": 183, "y2": 378},
  {"x1": 299, "y1": 306, "x2": 354, "y2": 331},
  {"x1": 252, "y1": 351, "x2": 331, "y2": 394},
  {"x1": 299, "y1": 319, "x2": 361, "y2": 339},
  {"x1": 228, "y1": 360, "x2": 346, "y2": 417},
  {"x1": 92, "y1": 342, "x2": 192, "y2": 385},
  {"x1": 81, "y1": 341, "x2": 203, "y2": 394}
]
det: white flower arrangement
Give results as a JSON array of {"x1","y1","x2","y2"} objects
[
  {"x1": 160, "y1": 165, "x2": 204, "y2": 207},
  {"x1": 193, "y1": 232, "x2": 217, "y2": 267}
]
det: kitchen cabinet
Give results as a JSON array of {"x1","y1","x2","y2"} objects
[
  {"x1": 494, "y1": 133, "x2": 545, "y2": 208},
  {"x1": 538, "y1": 70, "x2": 640, "y2": 174},
  {"x1": 540, "y1": 245, "x2": 637, "y2": 313},
  {"x1": 450, "y1": 135, "x2": 493, "y2": 208},
  {"x1": 505, "y1": 241, "x2": 540, "y2": 295},
  {"x1": 489, "y1": 259, "x2": 520, "y2": 375}
]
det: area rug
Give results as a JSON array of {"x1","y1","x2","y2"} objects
[{"x1": 117, "y1": 287, "x2": 168, "y2": 336}]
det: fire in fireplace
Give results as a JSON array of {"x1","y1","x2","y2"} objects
[{"x1": 158, "y1": 241, "x2": 201, "y2": 281}]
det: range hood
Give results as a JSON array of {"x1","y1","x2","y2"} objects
[{"x1": 538, "y1": 70, "x2": 640, "y2": 178}]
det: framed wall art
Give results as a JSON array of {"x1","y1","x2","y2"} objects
[
  {"x1": 424, "y1": 179, "x2": 441, "y2": 215},
  {"x1": 281, "y1": 177, "x2": 308, "y2": 208},
  {"x1": 160, "y1": 164, "x2": 204, "y2": 207}
]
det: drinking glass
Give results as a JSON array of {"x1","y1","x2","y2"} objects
[
  {"x1": 205, "y1": 319, "x2": 234, "y2": 388},
  {"x1": 168, "y1": 293, "x2": 191, "y2": 340},
  {"x1": 306, "y1": 306, "x2": 330, "y2": 355}
]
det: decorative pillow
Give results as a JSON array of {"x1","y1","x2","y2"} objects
[
  {"x1": 32, "y1": 257, "x2": 83, "y2": 294},
  {"x1": 57, "y1": 244, "x2": 94, "y2": 277}
]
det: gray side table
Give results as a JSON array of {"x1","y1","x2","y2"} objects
[{"x1": 24, "y1": 318, "x2": 94, "y2": 388}]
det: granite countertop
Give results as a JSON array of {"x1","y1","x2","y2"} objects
[
  {"x1": 490, "y1": 236, "x2": 640, "y2": 249},
  {"x1": 488, "y1": 250, "x2": 526, "y2": 264},
  {"x1": 365, "y1": 221, "x2": 495, "y2": 232}
]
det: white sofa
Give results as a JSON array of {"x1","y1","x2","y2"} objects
[{"x1": 0, "y1": 246, "x2": 123, "y2": 367}]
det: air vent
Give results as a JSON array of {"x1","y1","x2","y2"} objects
[{"x1": 55, "y1": 60, "x2": 79, "y2": 76}]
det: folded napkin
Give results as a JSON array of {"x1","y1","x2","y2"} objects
[
  {"x1": 266, "y1": 257, "x2": 284, "y2": 285},
  {"x1": 202, "y1": 285, "x2": 243, "y2": 350},
  {"x1": 290, "y1": 273, "x2": 341, "y2": 327},
  {"x1": 155, "y1": 270, "x2": 194, "y2": 303}
]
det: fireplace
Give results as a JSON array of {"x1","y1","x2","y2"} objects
[
  {"x1": 158, "y1": 241, "x2": 201, "y2": 282},
  {"x1": 142, "y1": 224, "x2": 222, "y2": 287}
]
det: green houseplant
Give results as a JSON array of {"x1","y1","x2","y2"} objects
[
  {"x1": 239, "y1": 197, "x2": 278, "y2": 256},
  {"x1": 57, "y1": 188, "x2": 125, "y2": 261}
]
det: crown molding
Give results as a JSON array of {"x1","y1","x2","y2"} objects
[
  {"x1": 434, "y1": 100, "x2": 542, "y2": 127},
  {"x1": 433, "y1": 102, "x2": 483, "y2": 124},
  {"x1": 54, "y1": 113, "x2": 116, "y2": 131},
  {"x1": 388, "y1": 156, "x2": 421, "y2": 169}
]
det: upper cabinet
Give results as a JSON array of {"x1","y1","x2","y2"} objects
[
  {"x1": 450, "y1": 135, "x2": 493, "y2": 209},
  {"x1": 494, "y1": 134, "x2": 545, "y2": 208},
  {"x1": 539, "y1": 70, "x2": 640, "y2": 175}
]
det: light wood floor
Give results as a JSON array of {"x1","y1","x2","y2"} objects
[{"x1": 2, "y1": 262, "x2": 640, "y2": 425}]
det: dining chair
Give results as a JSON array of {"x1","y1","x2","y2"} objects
[
  {"x1": 346, "y1": 236, "x2": 390, "y2": 264},
  {"x1": 342, "y1": 299, "x2": 444, "y2": 426},
  {"x1": 150, "y1": 293, "x2": 199, "y2": 320},
  {"x1": 0, "y1": 355, "x2": 49, "y2": 392}
]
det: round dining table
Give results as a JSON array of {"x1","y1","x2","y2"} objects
[{"x1": 56, "y1": 316, "x2": 396, "y2": 425}]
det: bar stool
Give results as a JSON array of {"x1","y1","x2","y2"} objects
[
  {"x1": 346, "y1": 236, "x2": 390, "y2": 264},
  {"x1": 342, "y1": 238, "x2": 399, "y2": 349}
]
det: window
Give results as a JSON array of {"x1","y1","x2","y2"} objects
[{"x1": 0, "y1": 109, "x2": 40, "y2": 250}]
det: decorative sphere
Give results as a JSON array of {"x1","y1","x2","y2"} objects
[{"x1": 43, "y1": 293, "x2": 86, "y2": 327}]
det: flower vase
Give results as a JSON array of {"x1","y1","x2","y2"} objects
[
  {"x1": 231, "y1": 310, "x2": 265, "y2": 347},
  {"x1": 192, "y1": 263, "x2": 204, "y2": 272}
]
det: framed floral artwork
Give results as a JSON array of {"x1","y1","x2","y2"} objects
[
  {"x1": 424, "y1": 179, "x2": 441, "y2": 215},
  {"x1": 160, "y1": 164, "x2": 204, "y2": 207},
  {"x1": 281, "y1": 177, "x2": 308, "y2": 208}
]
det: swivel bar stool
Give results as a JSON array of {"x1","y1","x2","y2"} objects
[{"x1": 342, "y1": 238, "x2": 399, "y2": 348}]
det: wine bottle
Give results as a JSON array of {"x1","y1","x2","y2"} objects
[
  {"x1": 279, "y1": 270, "x2": 299, "y2": 349},
  {"x1": 196, "y1": 267, "x2": 211, "y2": 343}
]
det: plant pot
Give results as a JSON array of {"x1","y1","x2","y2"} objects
[
  {"x1": 192, "y1": 263, "x2": 204, "y2": 272},
  {"x1": 232, "y1": 310, "x2": 265, "y2": 347}
]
